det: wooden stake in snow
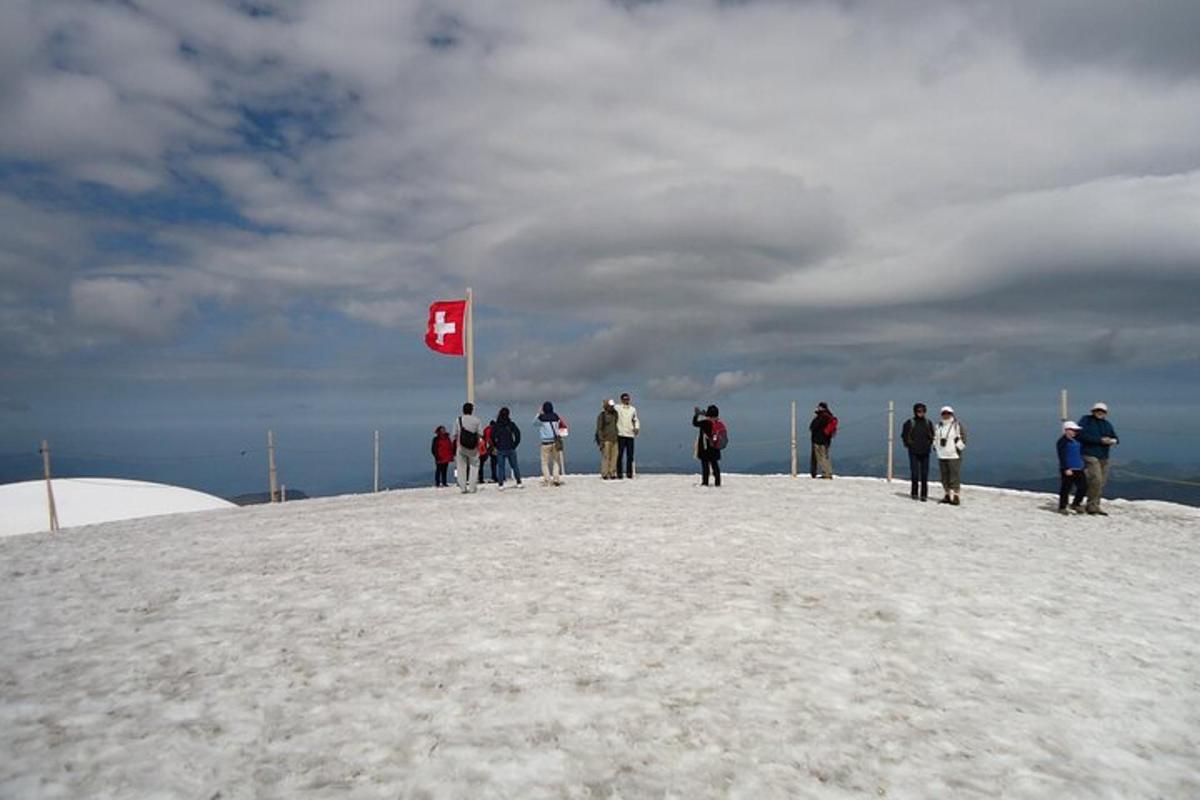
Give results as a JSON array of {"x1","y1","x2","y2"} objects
[
  {"x1": 40, "y1": 440, "x2": 59, "y2": 533},
  {"x1": 886, "y1": 400, "x2": 895, "y2": 483},
  {"x1": 790, "y1": 401, "x2": 798, "y2": 478},
  {"x1": 267, "y1": 430, "x2": 279, "y2": 503},
  {"x1": 373, "y1": 429, "x2": 381, "y2": 493}
]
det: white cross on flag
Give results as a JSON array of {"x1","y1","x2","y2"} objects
[{"x1": 425, "y1": 299, "x2": 467, "y2": 356}]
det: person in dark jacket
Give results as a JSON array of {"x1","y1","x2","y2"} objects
[
  {"x1": 595, "y1": 399, "x2": 620, "y2": 479},
  {"x1": 901, "y1": 403, "x2": 935, "y2": 501},
  {"x1": 491, "y1": 407, "x2": 523, "y2": 489},
  {"x1": 692, "y1": 405, "x2": 722, "y2": 487},
  {"x1": 809, "y1": 402, "x2": 837, "y2": 480},
  {"x1": 1057, "y1": 420, "x2": 1088, "y2": 514},
  {"x1": 1077, "y1": 402, "x2": 1119, "y2": 515},
  {"x1": 431, "y1": 425, "x2": 455, "y2": 487}
]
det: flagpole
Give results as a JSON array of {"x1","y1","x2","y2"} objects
[{"x1": 465, "y1": 286, "x2": 475, "y2": 405}]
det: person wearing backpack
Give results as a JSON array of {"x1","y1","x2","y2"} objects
[
  {"x1": 934, "y1": 405, "x2": 967, "y2": 505},
  {"x1": 491, "y1": 407, "x2": 523, "y2": 489},
  {"x1": 431, "y1": 425, "x2": 455, "y2": 488},
  {"x1": 452, "y1": 402, "x2": 483, "y2": 494},
  {"x1": 809, "y1": 402, "x2": 838, "y2": 480},
  {"x1": 692, "y1": 404, "x2": 726, "y2": 487},
  {"x1": 901, "y1": 402, "x2": 935, "y2": 501},
  {"x1": 534, "y1": 401, "x2": 563, "y2": 486},
  {"x1": 595, "y1": 399, "x2": 620, "y2": 479}
]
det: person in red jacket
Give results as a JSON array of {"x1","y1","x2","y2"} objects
[
  {"x1": 477, "y1": 420, "x2": 497, "y2": 484},
  {"x1": 431, "y1": 426, "x2": 455, "y2": 487}
]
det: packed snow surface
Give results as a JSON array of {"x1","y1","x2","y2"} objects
[
  {"x1": 1, "y1": 475, "x2": 1198, "y2": 798},
  {"x1": 0, "y1": 477, "x2": 235, "y2": 537}
]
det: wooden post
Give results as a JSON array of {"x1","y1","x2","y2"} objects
[
  {"x1": 465, "y1": 287, "x2": 475, "y2": 405},
  {"x1": 790, "y1": 401, "x2": 798, "y2": 478},
  {"x1": 1060, "y1": 389, "x2": 1069, "y2": 422},
  {"x1": 267, "y1": 429, "x2": 278, "y2": 503},
  {"x1": 40, "y1": 440, "x2": 59, "y2": 533},
  {"x1": 886, "y1": 400, "x2": 895, "y2": 483},
  {"x1": 281, "y1": 484, "x2": 287, "y2": 502},
  {"x1": 373, "y1": 429, "x2": 380, "y2": 493}
]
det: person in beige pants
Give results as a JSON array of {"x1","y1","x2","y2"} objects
[{"x1": 595, "y1": 399, "x2": 620, "y2": 479}]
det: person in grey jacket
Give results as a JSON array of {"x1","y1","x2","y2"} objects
[{"x1": 452, "y1": 402, "x2": 482, "y2": 494}]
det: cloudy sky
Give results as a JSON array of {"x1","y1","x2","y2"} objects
[{"x1": 2, "y1": 0, "x2": 1198, "y2": 488}]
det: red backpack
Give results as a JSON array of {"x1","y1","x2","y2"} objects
[
  {"x1": 823, "y1": 416, "x2": 838, "y2": 438},
  {"x1": 710, "y1": 419, "x2": 729, "y2": 450}
]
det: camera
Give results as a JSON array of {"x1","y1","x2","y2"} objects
[{"x1": 939, "y1": 438, "x2": 947, "y2": 447}]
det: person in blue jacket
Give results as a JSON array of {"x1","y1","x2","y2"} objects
[
  {"x1": 1056, "y1": 420, "x2": 1088, "y2": 515},
  {"x1": 534, "y1": 401, "x2": 562, "y2": 486},
  {"x1": 1076, "y1": 402, "x2": 1120, "y2": 515}
]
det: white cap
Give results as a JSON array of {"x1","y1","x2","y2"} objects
[
  {"x1": 605, "y1": 398, "x2": 615, "y2": 406},
  {"x1": 940, "y1": 406, "x2": 955, "y2": 415},
  {"x1": 1092, "y1": 402, "x2": 1108, "y2": 413},
  {"x1": 1063, "y1": 420, "x2": 1082, "y2": 431}
]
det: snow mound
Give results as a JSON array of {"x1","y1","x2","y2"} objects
[
  {"x1": 0, "y1": 477, "x2": 235, "y2": 537},
  {"x1": 1, "y1": 475, "x2": 1198, "y2": 798}
]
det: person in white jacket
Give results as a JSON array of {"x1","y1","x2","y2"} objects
[
  {"x1": 614, "y1": 392, "x2": 640, "y2": 479},
  {"x1": 934, "y1": 405, "x2": 967, "y2": 505}
]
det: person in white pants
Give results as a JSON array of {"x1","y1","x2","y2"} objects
[{"x1": 452, "y1": 402, "x2": 482, "y2": 494}]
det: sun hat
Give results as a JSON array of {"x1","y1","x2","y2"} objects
[
  {"x1": 1092, "y1": 402, "x2": 1109, "y2": 413},
  {"x1": 1063, "y1": 420, "x2": 1082, "y2": 431},
  {"x1": 940, "y1": 406, "x2": 955, "y2": 415}
]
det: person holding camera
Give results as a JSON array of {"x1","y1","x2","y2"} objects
[
  {"x1": 934, "y1": 405, "x2": 967, "y2": 505},
  {"x1": 1077, "y1": 402, "x2": 1120, "y2": 515}
]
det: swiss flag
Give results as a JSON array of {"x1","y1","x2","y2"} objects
[{"x1": 425, "y1": 300, "x2": 467, "y2": 356}]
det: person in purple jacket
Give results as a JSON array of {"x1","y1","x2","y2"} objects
[{"x1": 1057, "y1": 420, "x2": 1088, "y2": 515}]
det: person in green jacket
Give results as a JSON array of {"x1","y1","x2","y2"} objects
[{"x1": 595, "y1": 398, "x2": 620, "y2": 479}]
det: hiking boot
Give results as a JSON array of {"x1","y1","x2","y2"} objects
[
  {"x1": 951, "y1": 496, "x2": 961, "y2": 506},
  {"x1": 1058, "y1": 508, "x2": 1070, "y2": 515},
  {"x1": 938, "y1": 497, "x2": 952, "y2": 505},
  {"x1": 1087, "y1": 508, "x2": 1108, "y2": 516}
]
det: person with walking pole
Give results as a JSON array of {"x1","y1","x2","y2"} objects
[{"x1": 901, "y1": 403, "x2": 935, "y2": 501}]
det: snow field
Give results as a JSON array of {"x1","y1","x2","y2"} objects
[{"x1": 1, "y1": 475, "x2": 1198, "y2": 798}]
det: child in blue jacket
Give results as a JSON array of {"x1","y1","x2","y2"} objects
[{"x1": 1057, "y1": 420, "x2": 1088, "y2": 514}]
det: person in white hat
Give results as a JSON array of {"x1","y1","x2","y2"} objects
[
  {"x1": 934, "y1": 405, "x2": 967, "y2": 505},
  {"x1": 1076, "y1": 402, "x2": 1120, "y2": 515},
  {"x1": 595, "y1": 398, "x2": 620, "y2": 479},
  {"x1": 1057, "y1": 420, "x2": 1088, "y2": 514}
]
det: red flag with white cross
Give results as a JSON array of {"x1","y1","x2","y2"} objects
[{"x1": 425, "y1": 300, "x2": 467, "y2": 356}]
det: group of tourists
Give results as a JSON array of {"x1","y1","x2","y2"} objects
[
  {"x1": 433, "y1": 394, "x2": 641, "y2": 493},
  {"x1": 896, "y1": 400, "x2": 1120, "y2": 512},
  {"x1": 1056, "y1": 402, "x2": 1120, "y2": 515},
  {"x1": 900, "y1": 404, "x2": 967, "y2": 505},
  {"x1": 433, "y1": 395, "x2": 1122, "y2": 514}
]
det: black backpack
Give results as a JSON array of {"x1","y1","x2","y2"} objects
[{"x1": 458, "y1": 417, "x2": 479, "y2": 450}]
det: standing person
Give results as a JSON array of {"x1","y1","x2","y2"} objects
[
  {"x1": 452, "y1": 402, "x2": 482, "y2": 494},
  {"x1": 1057, "y1": 420, "x2": 1088, "y2": 515},
  {"x1": 934, "y1": 406, "x2": 967, "y2": 505},
  {"x1": 595, "y1": 399, "x2": 620, "y2": 479},
  {"x1": 431, "y1": 425, "x2": 455, "y2": 488},
  {"x1": 477, "y1": 420, "x2": 497, "y2": 485},
  {"x1": 1077, "y1": 402, "x2": 1120, "y2": 516},
  {"x1": 901, "y1": 403, "x2": 935, "y2": 501},
  {"x1": 534, "y1": 401, "x2": 563, "y2": 486},
  {"x1": 615, "y1": 392, "x2": 640, "y2": 479},
  {"x1": 492, "y1": 407, "x2": 523, "y2": 489},
  {"x1": 692, "y1": 405, "x2": 726, "y2": 487},
  {"x1": 809, "y1": 402, "x2": 838, "y2": 480}
]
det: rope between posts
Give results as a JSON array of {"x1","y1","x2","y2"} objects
[{"x1": 1110, "y1": 466, "x2": 1200, "y2": 487}]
